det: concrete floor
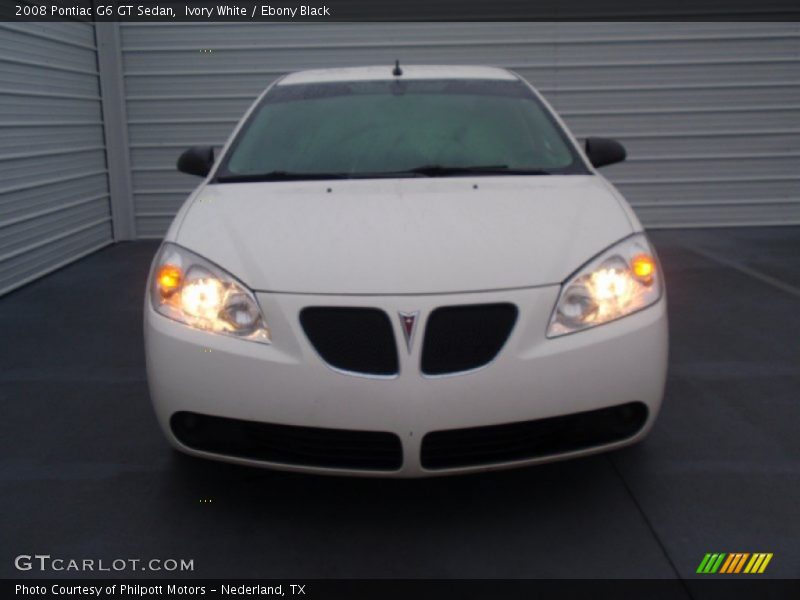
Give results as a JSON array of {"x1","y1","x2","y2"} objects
[{"x1": 1, "y1": 227, "x2": 798, "y2": 586}]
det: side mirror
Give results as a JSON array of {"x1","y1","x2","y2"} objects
[
  {"x1": 177, "y1": 146, "x2": 215, "y2": 177},
  {"x1": 585, "y1": 137, "x2": 626, "y2": 169}
]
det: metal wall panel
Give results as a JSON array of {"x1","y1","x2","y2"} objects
[
  {"x1": 119, "y1": 22, "x2": 800, "y2": 236},
  {"x1": 0, "y1": 23, "x2": 113, "y2": 295}
]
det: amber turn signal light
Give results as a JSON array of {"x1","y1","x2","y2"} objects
[
  {"x1": 157, "y1": 264, "x2": 183, "y2": 296},
  {"x1": 631, "y1": 254, "x2": 656, "y2": 283}
]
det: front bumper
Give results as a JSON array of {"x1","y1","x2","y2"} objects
[{"x1": 144, "y1": 285, "x2": 668, "y2": 477}]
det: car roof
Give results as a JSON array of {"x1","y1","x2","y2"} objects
[{"x1": 278, "y1": 65, "x2": 518, "y2": 86}]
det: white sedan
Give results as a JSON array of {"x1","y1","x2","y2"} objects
[{"x1": 144, "y1": 65, "x2": 668, "y2": 477}]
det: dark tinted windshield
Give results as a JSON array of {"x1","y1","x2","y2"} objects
[{"x1": 217, "y1": 79, "x2": 588, "y2": 180}]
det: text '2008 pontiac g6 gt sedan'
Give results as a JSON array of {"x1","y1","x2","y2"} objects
[{"x1": 144, "y1": 64, "x2": 668, "y2": 477}]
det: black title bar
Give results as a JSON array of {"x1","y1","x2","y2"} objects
[{"x1": 2, "y1": 0, "x2": 800, "y2": 21}]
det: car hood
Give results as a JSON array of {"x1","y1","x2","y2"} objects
[{"x1": 174, "y1": 176, "x2": 634, "y2": 295}]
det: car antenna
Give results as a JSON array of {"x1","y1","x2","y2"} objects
[{"x1": 392, "y1": 59, "x2": 403, "y2": 77}]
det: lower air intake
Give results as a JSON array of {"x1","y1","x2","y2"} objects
[
  {"x1": 420, "y1": 402, "x2": 648, "y2": 470},
  {"x1": 172, "y1": 412, "x2": 403, "y2": 471}
]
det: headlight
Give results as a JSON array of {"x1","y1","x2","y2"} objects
[
  {"x1": 149, "y1": 243, "x2": 271, "y2": 343},
  {"x1": 547, "y1": 233, "x2": 662, "y2": 338}
]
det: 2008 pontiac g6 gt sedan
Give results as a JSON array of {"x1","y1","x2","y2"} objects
[{"x1": 144, "y1": 65, "x2": 668, "y2": 477}]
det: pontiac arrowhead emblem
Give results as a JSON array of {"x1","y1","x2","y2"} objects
[{"x1": 398, "y1": 311, "x2": 419, "y2": 353}]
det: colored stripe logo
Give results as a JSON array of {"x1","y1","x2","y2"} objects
[{"x1": 697, "y1": 553, "x2": 773, "y2": 574}]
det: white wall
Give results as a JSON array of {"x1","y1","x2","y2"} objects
[{"x1": 0, "y1": 23, "x2": 114, "y2": 295}]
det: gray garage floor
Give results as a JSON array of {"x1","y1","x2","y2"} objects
[{"x1": 1, "y1": 227, "x2": 798, "y2": 586}]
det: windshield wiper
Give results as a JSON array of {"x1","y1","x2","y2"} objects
[
  {"x1": 215, "y1": 171, "x2": 353, "y2": 183},
  {"x1": 215, "y1": 165, "x2": 554, "y2": 183},
  {"x1": 399, "y1": 164, "x2": 553, "y2": 177}
]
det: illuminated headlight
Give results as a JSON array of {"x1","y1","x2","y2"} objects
[
  {"x1": 547, "y1": 233, "x2": 662, "y2": 337},
  {"x1": 149, "y1": 243, "x2": 271, "y2": 343}
]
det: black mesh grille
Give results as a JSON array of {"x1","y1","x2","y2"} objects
[
  {"x1": 421, "y1": 402, "x2": 649, "y2": 470},
  {"x1": 172, "y1": 412, "x2": 403, "y2": 471},
  {"x1": 421, "y1": 303, "x2": 518, "y2": 376},
  {"x1": 300, "y1": 307, "x2": 399, "y2": 376}
]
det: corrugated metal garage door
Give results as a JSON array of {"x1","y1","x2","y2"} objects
[
  {"x1": 0, "y1": 23, "x2": 114, "y2": 295},
  {"x1": 120, "y1": 22, "x2": 800, "y2": 237}
]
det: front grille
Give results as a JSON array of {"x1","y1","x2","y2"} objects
[
  {"x1": 300, "y1": 307, "x2": 399, "y2": 376},
  {"x1": 171, "y1": 412, "x2": 403, "y2": 471},
  {"x1": 420, "y1": 402, "x2": 649, "y2": 470},
  {"x1": 421, "y1": 303, "x2": 518, "y2": 376}
]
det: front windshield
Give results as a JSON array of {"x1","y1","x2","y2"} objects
[{"x1": 217, "y1": 78, "x2": 588, "y2": 180}]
